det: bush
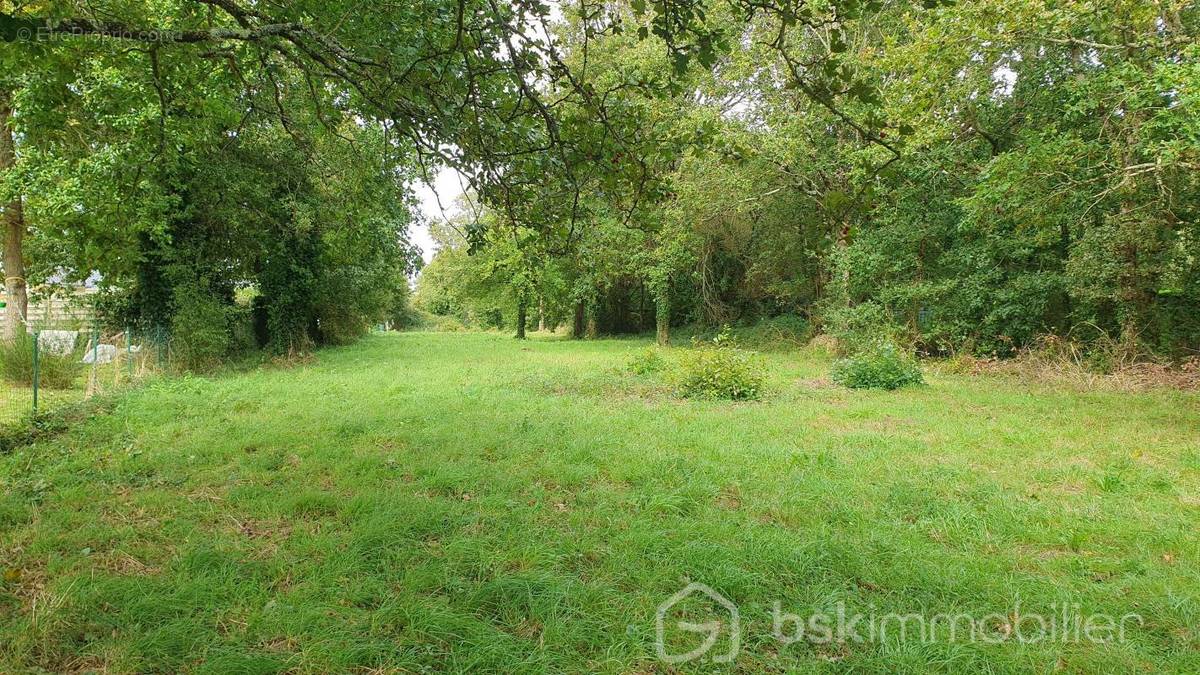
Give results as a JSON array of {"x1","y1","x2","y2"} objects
[
  {"x1": 315, "y1": 302, "x2": 370, "y2": 346},
  {"x1": 390, "y1": 303, "x2": 426, "y2": 330},
  {"x1": 169, "y1": 282, "x2": 231, "y2": 371},
  {"x1": 738, "y1": 314, "x2": 811, "y2": 348},
  {"x1": 823, "y1": 302, "x2": 905, "y2": 355},
  {"x1": 430, "y1": 315, "x2": 467, "y2": 332},
  {"x1": 0, "y1": 333, "x2": 85, "y2": 389},
  {"x1": 627, "y1": 346, "x2": 668, "y2": 375},
  {"x1": 831, "y1": 340, "x2": 924, "y2": 390},
  {"x1": 675, "y1": 332, "x2": 764, "y2": 400},
  {"x1": 389, "y1": 283, "x2": 426, "y2": 329},
  {"x1": 393, "y1": 307, "x2": 454, "y2": 332},
  {"x1": 227, "y1": 305, "x2": 259, "y2": 357}
]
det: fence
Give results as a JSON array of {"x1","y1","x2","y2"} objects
[{"x1": 0, "y1": 325, "x2": 169, "y2": 426}]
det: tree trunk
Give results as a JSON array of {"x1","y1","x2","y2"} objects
[
  {"x1": 537, "y1": 297, "x2": 546, "y2": 332},
  {"x1": 654, "y1": 280, "x2": 670, "y2": 346},
  {"x1": 515, "y1": 298, "x2": 527, "y2": 339},
  {"x1": 1, "y1": 93, "x2": 27, "y2": 343},
  {"x1": 1116, "y1": 204, "x2": 1148, "y2": 351},
  {"x1": 584, "y1": 300, "x2": 598, "y2": 339},
  {"x1": 836, "y1": 217, "x2": 851, "y2": 306},
  {"x1": 572, "y1": 301, "x2": 585, "y2": 339}
]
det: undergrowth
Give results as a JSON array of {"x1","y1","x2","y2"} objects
[
  {"x1": 627, "y1": 330, "x2": 765, "y2": 401},
  {"x1": 831, "y1": 339, "x2": 924, "y2": 390},
  {"x1": 0, "y1": 334, "x2": 85, "y2": 389}
]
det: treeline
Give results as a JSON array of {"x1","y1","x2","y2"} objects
[
  {"x1": 2, "y1": 0, "x2": 724, "y2": 365},
  {"x1": 418, "y1": 0, "x2": 1200, "y2": 360},
  {"x1": 1, "y1": 7, "x2": 428, "y2": 367},
  {"x1": 2, "y1": 0, "x2": 1196, "y2": 366}
]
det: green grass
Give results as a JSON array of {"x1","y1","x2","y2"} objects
[
  {"x1": 1, "y1": 332, "x2": 1198, "y2": 672},
  {"x1": 1, "y1": 386, "x2": 82, "y2": 425},
  {"x1": 1, "y1": 360, "x2": 131, "y2": 426}
]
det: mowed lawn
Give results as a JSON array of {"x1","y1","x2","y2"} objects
[{"x1": 1, "y1": 332, "x2": 1198, "y2": 673}]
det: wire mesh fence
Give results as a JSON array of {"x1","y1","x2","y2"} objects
[{"x1": 0, "y1": 325, "x2": 169, "y2": 426}]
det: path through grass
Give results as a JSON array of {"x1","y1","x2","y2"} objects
[{"x1": 2, "y1": 333, "x2": 1198, "y2": 672}]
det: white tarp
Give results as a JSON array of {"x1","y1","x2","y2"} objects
[{"x1": 81, "y1": 343, "x2": 118, "y2": 365}]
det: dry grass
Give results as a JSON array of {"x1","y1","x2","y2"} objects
[{"x1": 933, "y1": 335, "x2": 1200, "y2": 392}]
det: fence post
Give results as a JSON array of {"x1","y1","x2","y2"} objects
[
  {"x1": 113, "y1": 330, "x2": 121, "y2": 388},
  {"x1": 86, "y1": 326, "x2": 99, "y2": 399},
  {"x1": 32, "y1": 330, "x2": 40, "y2": 417},
  {"x1": 126, "y1": 326, "x2": 133, "y2": 381}
]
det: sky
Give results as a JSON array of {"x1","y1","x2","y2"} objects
[
  {"x1": 408, "y1": 1, "x2": 562, "y2": 265},
  {"x1": 410, "y1": 167, "x2": 465, "y2": 263}
]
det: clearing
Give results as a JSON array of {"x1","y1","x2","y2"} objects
[{"x1": 1, "y1": 332, "x2": 1198, "y2": 672}]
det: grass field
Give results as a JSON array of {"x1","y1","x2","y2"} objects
[
  {"x1": 2, "y1": 359, "x2": 140, "y2": 426},
  {"x1": 0, "y1": 385, "x2": 84, "y2": 426},
  {"x1": 1, "y1": 332, "x2": 1198, "y2": 672}
]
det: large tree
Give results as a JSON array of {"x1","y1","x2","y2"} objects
[{"x1": 0, "y1": 86, "x2": 24, "y2": 341}]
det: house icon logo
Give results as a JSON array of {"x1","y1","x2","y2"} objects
[{"x1": 655, "y1": 582, "x2": 740, "y2": 664}]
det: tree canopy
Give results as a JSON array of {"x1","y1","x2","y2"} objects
[
  {"x1": 1, "y1": 0, "x2": 1197, "y2": 360},
  {"x1": 417, "y1": 0, "x2": 1199, "y2": 358}
]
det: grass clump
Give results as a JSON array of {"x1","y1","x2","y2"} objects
[
  {"x1": 0, "y1": 333, "x2": 84, "y2": 389},
  {"x1": 831, "y1": 339, "x2": 924, "y2": 390},
  {"x1": 674, "y1": 330, "x2": 764, "y2": 400},
  {"x1": 626, "y1": 345, "x2": 668, "y2": 375},
  {"x1": 0, "y1": 395, "x2": 117, "y2": 454}
]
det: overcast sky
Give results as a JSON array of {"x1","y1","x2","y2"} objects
[
  {"x1": 408, "y1": 2, "x2": 563, "y2": 264},
  {"x1": 410, "y1": 167, "x2": 465, "y2": 263}
]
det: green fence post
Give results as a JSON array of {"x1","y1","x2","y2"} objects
[
  {"x1": 32, "y1": 330, "x2": 40, "y2": 416},
  {"x1": 86, "y1": 326, "x2": 99, "y2": 399},
  {"x1": 126, "y1": 326, "x2": 133, "y2": 381}
]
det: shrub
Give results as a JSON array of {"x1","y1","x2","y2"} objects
[
  {"x1": 389, "y1": 283, "x2": 426, "y2": 329},
  {"x1": 169, "y1": 282, "x2": 231, "y2": 371},
  {"x1": 627, "y1": 346, "x2": 668, "y2": 375},
  {"x1": 431, "y1": 315, "x2": 467, "y2": 332},
  {"x1": 315, "y1": 302, "x2": 369, "y2": 346},
  {"x1": 831, "y1": 340, "x2": 924, "y2": 390},
  {"x1": 390, "y1": 303, "x2": 427, "y2": 330},
  {"x1": 675, "y1": 332, "x2": 764, "y2": 400},
  {"x1": 823, "y1": 302, "x2": 905, "y2": 355},
  {"x1": 0, "y1": 333, "x2": 85, "y2": 389},
  {"x1": 739, "y1": 314, "x2": 811, "y2": 348},
  {"x1": 227, "y1": 305, "x2": 259, "y2": 357}
]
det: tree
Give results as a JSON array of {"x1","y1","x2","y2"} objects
[
  {"x1": 416, "y1": 0, "x2": 1199, "y2": 360},
  {"x1": 0, "y1": 87, "x2": 24, "y2": 341}
]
